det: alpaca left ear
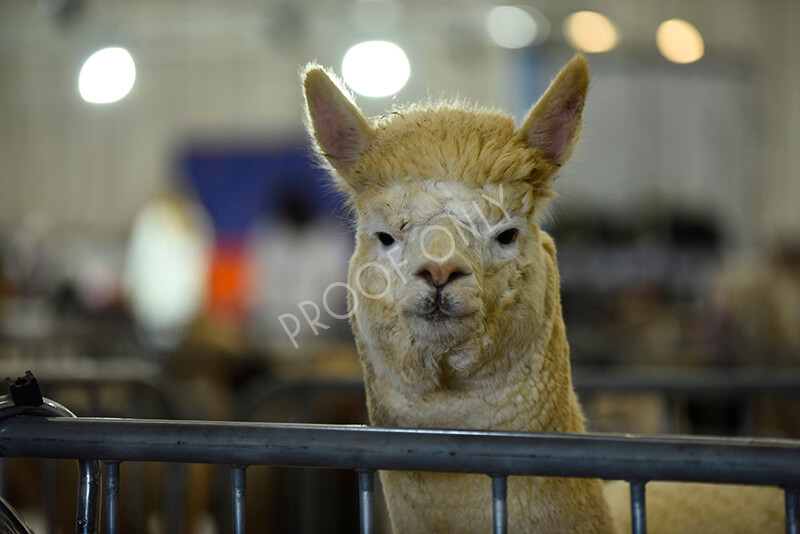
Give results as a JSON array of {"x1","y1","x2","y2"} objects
[
  {"x1": 302, "y1": 63, "x2": 374, "y2": 193},
  {"x1": 517, "y1": 55, "x2": 589, "y2": 167}
]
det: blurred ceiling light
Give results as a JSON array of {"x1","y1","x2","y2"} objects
[
  {"x1": 78, "y1": 47, "x2": 136, "y2": 104},
  {"x1": 342, "y1": 40, "x2": 410, "y2": 97},
  {"x1": 486, "y1": 5, "x2": 549, "y2": 49},
  {"x1": 656, "y1": 19, "x2": 704, "y2": 64},
  {"x1": 563, "y1": 11, "x2": 619, "y2": 53}
]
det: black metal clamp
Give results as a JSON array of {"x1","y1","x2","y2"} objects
[{"x1": 1, "y1": 371, "x2": 99, "y2": 534}]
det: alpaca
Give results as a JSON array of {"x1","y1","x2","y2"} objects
[{"x1": 301, "y1": 56, "x2": 783, "y2": 533}]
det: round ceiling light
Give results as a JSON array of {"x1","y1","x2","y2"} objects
[
  {"x1": 78, "y1": 47, "x2": 136, "y2": 104},
  {"x1": 564, "y1": 11, "x2": 619, "y2": 53},
  {"x1": 657, "y1": 19, "x2": 704, "y2": 64},
  {"x1": 342, "y1": 40, "x2": 410, "y2": 98}
]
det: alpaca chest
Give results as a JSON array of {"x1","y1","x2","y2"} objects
[{"x1": 380, "y1": 471, "x2": 613, "y2": 533}]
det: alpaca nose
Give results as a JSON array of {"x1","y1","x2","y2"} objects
[{"x1": 416, "y1": 261, "x2": 468, "y2": 288}]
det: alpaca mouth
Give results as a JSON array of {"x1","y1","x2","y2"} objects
[
  {"x1": 416, "y1": 296, "x2": 475, "y2": 323},
  {"x1": 404, "y1": 288, "x2": 479, "y2": 339},
  {"x1": 417, "y1": 290, "x2": 460, "y2": 320},
  {"x1": 422, "y1": 306, "x2": 452, "y2": 322}
]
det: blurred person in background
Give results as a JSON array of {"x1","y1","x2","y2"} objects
[
  {"x1": 123, "y1": 190, "x2": 212, "y2": 351},
  {"x1": 248, "y1": 184, "x2": 352, "y2": 358}
]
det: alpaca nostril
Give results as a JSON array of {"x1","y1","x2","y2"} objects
[{"x1": 416, "y1": 262, "x2": 469, "y2": 288}]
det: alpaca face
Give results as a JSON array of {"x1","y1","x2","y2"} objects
[
  {"x1": 346, "y1": 177, "x2": 542, "y2": 390},
  {"x1": 303, "y1": 56, "x2": 589, "y2": 392},
  {"x1": 353, "y1": 179, "x2": 517, "y2": 342}
]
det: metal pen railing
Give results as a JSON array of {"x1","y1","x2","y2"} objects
[
  {"x1": 1, "y1": 415, "x2": 800, "y2": 534},
  {"x1": 0, "y1": 395, "x2": 100, "y2": 534},
  {"x1": 2, "y1": 363, "x2": 183, "y2": 534}
]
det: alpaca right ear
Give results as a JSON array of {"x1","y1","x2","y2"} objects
[
  {"x1": 302, "y1": 64, "x2": 374, "y2": 191},
  {"x1": 517, "y1": 54, "x2": 589, "y2": 167}
]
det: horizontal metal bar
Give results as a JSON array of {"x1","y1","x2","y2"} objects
[
  {"x1": 233, "y1": 371, "x2": 800, "y2": 415},
  {"x1": 572, "y1": 369, "x2": 800, "y2": 396},
  {"x1": 1, "y1": 417, "x2": 800, "y2": 488}
]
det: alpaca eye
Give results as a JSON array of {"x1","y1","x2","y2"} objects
[
  {"x1": 495, "y1": 228, "x2": 518, "y2": 245},
  {"x1": 377, "y1": 232, "x2": 396, "y2": 246}
]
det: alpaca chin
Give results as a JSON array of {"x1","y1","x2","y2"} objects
[
  {"x1": 404, "y1": 310, "x2": 480, "y2": 344},
  {"x1": 395, "y1": 327, "x2": 486, "y2": 392}
]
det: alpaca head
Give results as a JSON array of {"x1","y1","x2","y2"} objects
[{"x1": 303, "y1": 57, "x2": 589, "y2": 393}]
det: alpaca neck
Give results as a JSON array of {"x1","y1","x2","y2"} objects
[
  {"x1": 364, "y1": 309, "x2": 584, "y2": 434},
  {"x1": 366, "y1": 312, "x2": 611, "y2": 533}
]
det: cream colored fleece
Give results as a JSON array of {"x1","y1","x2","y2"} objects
[{"x1": 302, "y1": 55, "x2": 784, "y2": 533}]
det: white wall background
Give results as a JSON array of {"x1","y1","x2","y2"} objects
[{"x1": 1, "y1": 0, "x2": 799, "y2": 253}]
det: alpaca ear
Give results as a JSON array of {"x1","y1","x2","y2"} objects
[
  {"x1": 517, "y1": 55, "x2": 589, "y2": 167},
  {"x1": 302, "y1": 64, "x2": 374, "y2": 190}
]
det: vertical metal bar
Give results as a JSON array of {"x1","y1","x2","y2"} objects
[
  {"x1": 630, "y1": 481, "x2": 647, "y2": 534},
  {"x1": 232, "y1": 465, "x2": 247, "y2": 534},
  {"x1": 75, "y1": 459, "x2": 100, "y2": 534},
  {"x1": 659, "y1": 395, "x2": 674, "y2": 434},
  {"x1": 787, "y1": 488, "x2": 799, "y2": 534},
  {"x1": 492, "y1": 476, "x2": 508, "y2": 534},
  {"x1": 104, "y1": 462, "x2": 120, "y2": 534},
  {"x1": 163, "y1": 463, "x2": 184, "y2": 534},
  {"x1": 738, "y1": 395, "x2": 755, "y2": 437},
  {"x1": 42, "y1": 459, "x2": 57, "y2": 534},
  {"x1": 0, "y1": 458, "x2": 6, "y2": 501},
  {"x1": 120, "y1": 462, "x2": 143, "y2": 534},
  {"x1": 358, "y1": 471, "x2": 374, "y2": 534}
]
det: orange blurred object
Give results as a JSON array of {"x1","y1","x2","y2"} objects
[{"x1": 208, "y1": 243, "x2": 251, "y2": 323}]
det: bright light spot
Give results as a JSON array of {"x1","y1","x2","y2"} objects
[
  {"x1": 564, "y1": 11, "x2": 619, "y2": 53},
  {"x1": 486, "y1": 6, "x2": 549, "y2": 49},
  {"x1": 657, "y1": 19, "x2": 704, "y2": 64},
  {"x1": 78, "y1": 47, "x2": 136, "y2": 104},
  {"x1": 342, "y1": 41, "x2": 410, "y2": 97}
]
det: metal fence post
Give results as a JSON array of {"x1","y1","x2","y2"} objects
[
  {"x1": 787, "y1": 488, "x2": 799, "y2": 534},
  {"x1": 629, "y1": 481, "x2": 647, "y2": 534},
  {"x1": 42, "y1": 459, "x2": 57, "y2": 534},
  {"x1": 76, "y1": 458, "x2": 100, "y2": 534},
  {"x1": 232, "y1": 465, "x2": 247, "y2": 534},
  {"x1": 491, "y1": 476, "x2": 508, "y2": 534},
  {"x1": 358, "y1": 471, "x2": 374, "y2": 534},
  {"x1": 104, "y1": 461, "x2": 120, "y2": 534}
]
